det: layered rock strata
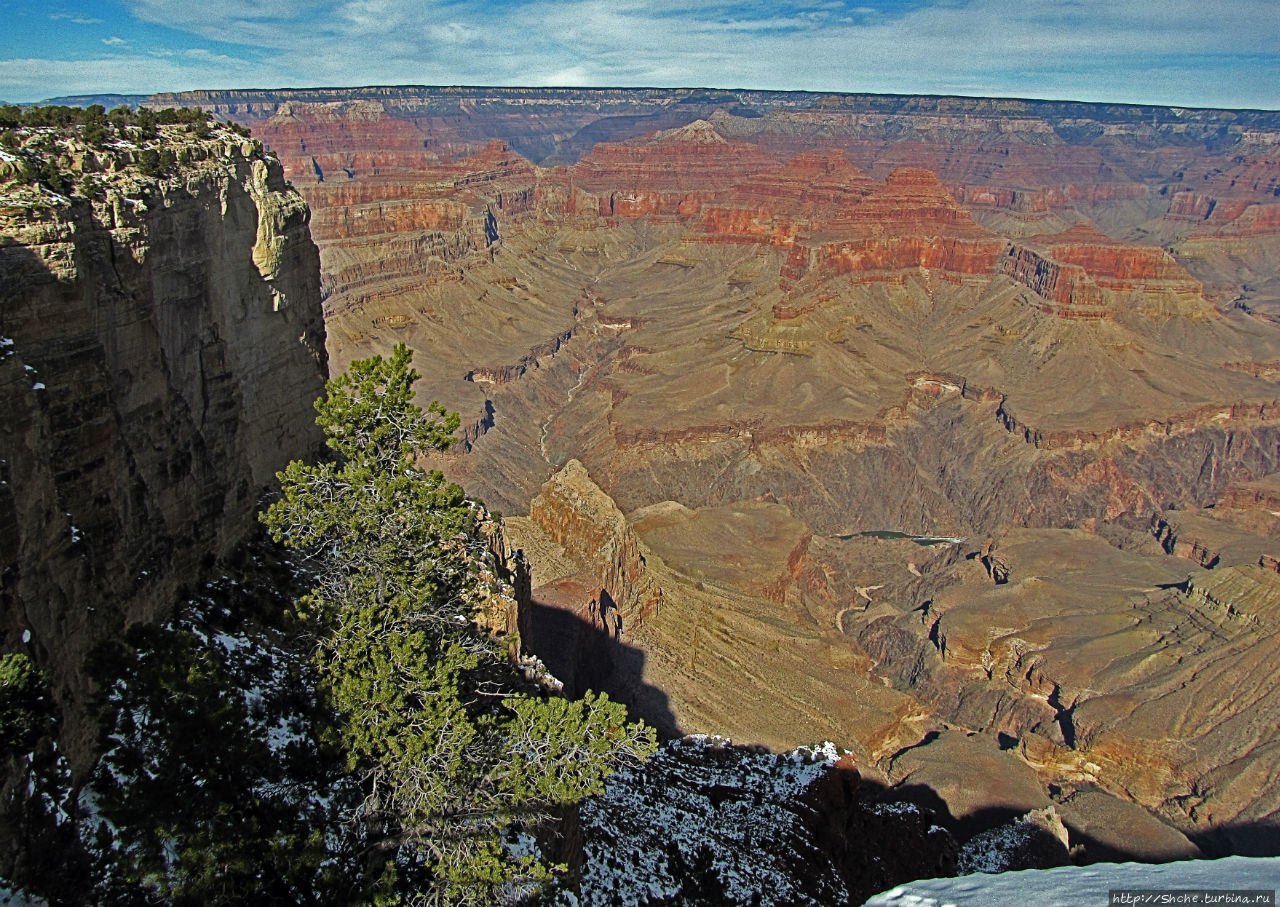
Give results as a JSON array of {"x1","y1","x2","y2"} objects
[
  {"x1": 139, "y1": 86, "x2": 1280, "y2": 859},
  {"x1": 0, "y1": 127, "x2": 327, "y2": 770},
  {"x1": 526, "y1": 459, "x2": 662, "y2": 627}
]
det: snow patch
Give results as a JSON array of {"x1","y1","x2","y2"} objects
[
  {"x1": 871, "y1": 800, "x2": 923, "y2": 818},
  {"x1": 958, "y1": 822, "x2": 1038, "y2": 875},
  {"x1": 556, "y1": 736, "x2": 858, "y2": 906},
  {"x1": 864, "y1": 856, "x2": 1280, "y2": 907},
  {"x1": 0, "y1": 881, "x2": 49, "y2": 906}
]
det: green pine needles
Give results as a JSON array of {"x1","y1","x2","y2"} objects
[{"x1": 261, "y1": 344, "x2": 656, "y2": 905}]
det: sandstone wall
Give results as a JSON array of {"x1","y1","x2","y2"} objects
[
  {"x1": 527, "y1": 459, "x2": 662, "y2": 628},
  {"x1": 0, "y1": 137, "x2": 327, "y2": 771}
]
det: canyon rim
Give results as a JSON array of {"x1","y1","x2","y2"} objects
[{"x1": 3, "y1": 78, "x2": 1280, "y2": 902}]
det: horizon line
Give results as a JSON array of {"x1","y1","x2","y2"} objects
[{"x1": 26, "y1": 84, "x2": 1280, "y2": 116}]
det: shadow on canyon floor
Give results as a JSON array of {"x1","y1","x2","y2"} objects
[
  {"x1": 520, "y1": 594, "x2": 682, "y2": 739},
  {"x1": 518, "y1": 597, "x2": 1280, "y2": 868},
  {"x1": 849, "y1": 779, "x2": 1280, "y2": 867},
  {"x1": 1191, "y1": 822, "x2": 1280, "y2": 860}
]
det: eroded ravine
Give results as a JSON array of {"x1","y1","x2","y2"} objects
[{"x1": 214, "y1": 88, "x2": 1280, "y2": 860}]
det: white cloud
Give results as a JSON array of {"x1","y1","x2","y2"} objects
[
  {"x1": 12, "y1": 0, "x2": 1279, "y2": 107},
  {"x1": 102, "y1": 37, "x2": 129, "y2": 47},
  {"x1": 426, "y1": 22, "x2": 480, "y2": 46},
  {"x1": 536, "y1": 65, "x2": 594, "y2": 87},
  {"x1": 0, "y1": 54, "x2": 279, "y2": 102}
]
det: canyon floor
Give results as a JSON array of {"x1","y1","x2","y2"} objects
[{"x1": 182, "y1": 86, "x2": 1280, "y2": 863}]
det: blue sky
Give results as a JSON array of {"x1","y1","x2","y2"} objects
[{"x1": 1, "y1": 0, "x2": 1276, "y2": 108}]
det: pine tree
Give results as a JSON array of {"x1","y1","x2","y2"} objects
[{"x1": 262, "y1": 344, "x2": 655, "y2": 905}]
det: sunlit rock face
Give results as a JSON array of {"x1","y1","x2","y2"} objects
[
  {"x1": 0, "y1": 130, "x2": 326, "y2": 772},
  {"x1": 156, "y1": 85, "x2": 1280, "y2": 858}
]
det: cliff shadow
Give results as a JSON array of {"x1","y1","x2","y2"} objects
[
  {"x1": 517, "y1": 580, "x2": 1280, "y2": 870},
  {"x1": 1189, "y1": 820, "x2": 1280, "y2": 860},
  {"x1": 881, "y1": 783, "x2": 1280, "y2": 866},
  {"x1": 519, "y1": 592, "x2": 682, "y2": 739}
]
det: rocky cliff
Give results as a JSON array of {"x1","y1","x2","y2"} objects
[
  {"x1": 527, "y1": 460, "x2": 660, "y2": 622},
  {"x1": 0, "y1": 125, "x2": 327, "y2": 771}
]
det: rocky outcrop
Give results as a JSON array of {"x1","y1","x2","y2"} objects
[
  {"x1": 1220, "y1": 474, "x2": 1280, "y2": 512},
  {"x1": 560, "y1": 737, "x2": 956, "y2": 906},
  {"x1": 1000, "y1": 244, "x2": 1107, "y2": 314},
  {"x1": 0, "y1": 128, "x2": 327, "y2": 772},
  {"x1": 255, "y1": 100, "x2": 443, "y2": 184},
  {"x1": 998, "y1": 223, "x2": 1207, "y2": 318},
  {"x1": 857, "y1": 529, "x2": 1280, "y2": 851},
  {"x1": 294, "y1": 139, "x2": 540, "y2": 324},
  {"x1": 550, "y1": 120, "x2": 777, "y2": 220},
  {"x1": 949, "y1": 181, "x2": 1149, "y2": 214},
  {"x1": 956, "y1": 807, "x2": 1072, "y2": 874},
  {"x1": 527, "y1": 459, "x2": 662, "y2": 627}
]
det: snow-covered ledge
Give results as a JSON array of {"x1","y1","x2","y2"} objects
[{"x1": 864, "y1": 856, "x2": 1279, "y2": 907}]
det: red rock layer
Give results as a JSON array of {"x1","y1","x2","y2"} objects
[
  {"x1": 1028, "y1": 224, "x2": 1179, "y2": 277},
  {"x1": 551, "y1": 120, "x2": 778, "y2": 218},
  {"x1": 714, "y1": 112, "x2": 1130, "y2": 192},
  {"x1": 1000, "y1": 245, "x2": 1106, "y2": 314},
  {"x1": 245, "y1": 101, "x2": 1227, "y2": 322},
  {"x1": 1219, "y1": 479, "x2": 1280, "y2": 512},
  {"x1": 558, "y1": 140, "x2": 1010, "y2": 283},
  {"x1": 292, "y1": 140, "x2": 541, "y2": 312},
  {"x1": 996, "y1": 223, "x2": 1204, "y2": 317},
  {"x1": 1161, "y1": 145, "x2": 1280, "y2": 233},
  {"x1": 949, "y1": 182, "x2": 1148, "y2": 214},
  {"x1": 550, "y1": 128, "x2": 1208, "y2": 312},
  {"x1": 724, "y1": 150, "x2": 876, "y2": 216},
  {"x1": 718, "y1": 109, "x2": 1279, "y2": 238},
  {"x1": 257, "y1": 100, "x2": 442, "y2": 184},
  {"x1": 1210, "y1": 203, "x2": 1280, "y2": 237},
  {"x1": 527, "y1": 460, "x2": 662, "y2": 626},
  {"x1": 164, "y1": 87, "x2": 1280, "y2": 248},
  {"x1": 304, "y1": 141, "x2": 538, "y2": 242},
  {"x1": 768, "y1": 167, "x2": 1006, "y2": 283}
]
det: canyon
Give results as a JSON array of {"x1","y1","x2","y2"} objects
[{"x1": 145, "y1": 86, "x2": 1280, "y2": 865}]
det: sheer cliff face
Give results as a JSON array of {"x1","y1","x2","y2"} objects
[{"x1": 0, "y1": 133, "x2": 327, "y2": 769}]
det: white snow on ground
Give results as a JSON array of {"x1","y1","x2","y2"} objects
[
  {"x1": 80, "y1": 574, "x2": 360, "y2": 886},
  {"x1": 557, "y1": 735, "x2": 849, "y2": 906},
  {"x1": 0, "y1": 883, "x2": 48, "y2": 906},
  {"x1": 957, "y1": 818, "x2": 1043, "y2": 874},
  {"x1": 870, "y1": 801, "x2": 924, "y2": 819},
  {"x1": 863, "y1": 856, "x2": 1280, "y2": 907}
]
